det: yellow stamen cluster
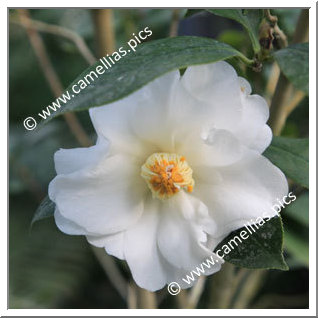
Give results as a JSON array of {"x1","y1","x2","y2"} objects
[{"x1": 141, "y1": 153, "x2": 195, "y2": 200}]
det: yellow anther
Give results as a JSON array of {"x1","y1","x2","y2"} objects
[
  {"x1": 187, "y1": 185, "x2": 193, "y2": 193},
  {"x1": 141, "y1": 153, "x2": 195, "y2": 200}
]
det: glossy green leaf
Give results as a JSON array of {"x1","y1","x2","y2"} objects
[
  {"x1": 39, "y1": 36, "x2": 246, "y2": 125},
  {"x1": 215, "y1": 216, "x2": 288, "y2": 270},
  {"x1": 263, "y1": 136, "x2": 309, "y2": 188},
  {"x1": 31, "y1": 196, "x2": 55, "y2": 225},
  {"x1": 208, "y1": 9, "x2": 263, "y2": 53},
  {"x1": 273, "y1": 43, "x2": 309, "y2": 94}
]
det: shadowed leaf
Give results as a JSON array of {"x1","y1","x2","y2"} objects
[
  {"x1": 215, "y1": 216, "x2": 288, "y2": 270},
  {"x1": 208, "y1": 9, "x2": 263, "y2": 53},
  {"x1": 274, "y1": 43, "x2": 309, "y2": 94},
  {"x1": 263, "y1": 136, "x2": 309, "y2": 188},
  {"x1": 38, "y1": 36, "x2": 245, "y2": 125}
]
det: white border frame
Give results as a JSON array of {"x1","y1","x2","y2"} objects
[{"x1": 3, "y1": 1, "x2": 316, "y2": 316}]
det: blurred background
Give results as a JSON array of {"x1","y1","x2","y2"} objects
[{"x1": 9, "y1": 8, "x2": 309, "y2": 309}]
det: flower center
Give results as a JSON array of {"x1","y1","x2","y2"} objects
[{"x1": 141, "y1": 153, "x2": 195, "y2": 200}]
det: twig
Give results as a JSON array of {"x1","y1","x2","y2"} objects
[
  {"x1": 270, "y1": 88, "x2": 306, "y2": 134},
  {"x1": 17, "y1": 9, "x2": 92, "y2": 147},
  {"x1": 93, "y1": 9, "x2": 115, "y2": 57},
  {"x1": 285, "y1": 90, "x2": 306, "y2": 115},
  {"x1": 169, "y1": 9, "x2": 180, "y2": 37},
  {"x1": 268, "y1": 9, "x2": 309, "y2": 136},
  {"x1": 127, "y1": 281, "x2": 138, "y2": 309},
  {"x1": 268, "y1": 73, "x2": 294, "y2": 135},
  {"x1": 265, "y1": 62, "x2": 280, "y2": 103},
  {"x1": 175, "y1": 290, "x2": 188, "y2": 308},
  {"x1": 226, "y1": 267, "x2": 249, "y2": 307},
  {"x1": 232, "y1": 270, "x2": 267, "y2": 308},
  {"x1": 186, "y1": 276, "x2": 206, "y2": 309},
  {"x1": 91, "y1": 246, "x2": 128, "y2": 302},
  {"x1": 209, "y1": 262, "x2": 237, "y2": 308},
  {"x1": 10, "y1": 16, "x2": 96, "y2": 65},
  {"x1": 138, "y1": 288, "x2": 157, "y2": 309}
]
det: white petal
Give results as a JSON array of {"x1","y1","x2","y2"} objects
[
  {"x1": 238, "y1": 76, "x2": 252, "y2": 95},
  {"x1": 129, "y1": 71, "x2": 180, "y2": 152},
  {"x1": 89, "y1": 71, "x2": 179, "y2": 157},
  {"x1": 179, "y1": 62, "x2": 272, "y2": 154},
  {"x1": 157, "y1": 193, "x2": 213, "y2": 271},
  {"x1": 162, "y1": 252, "x2": 223, "y2": 289},
  {"x1": 233, "y1": 93, "x2": 270, "y2": 151},
  {"x1": 177, "y1": 128, "x2": 245, "y2": 168},
  {"x1": 54, "y1": 137, "x2": 109, "y2": 175},
  {"x1": 124, "y1": 198, "x2": 167, "y2": 291},
  {"x1": 49, "y1": 154, "x2": 147, "y2": 235},
  {"x1": 195, "y1": 152, "x2": 288, "y2": 238},
  {"x1": 54, "y1": 208, "x2": 87, "y2": 235},
  {"x1": 179, "y1": 62, "x2": 243, "y2": 131},
  {"x1": 250, "y1": 124, "x2": 272, "y2": 153},
  {"x1": 181, "y1": 61, "x2": 240, "y2": 102},
  {"x1": 87, "y1": 232, "x2": 125, "y2": 260}
]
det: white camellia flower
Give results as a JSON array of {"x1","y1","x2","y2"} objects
[{"x1": 49, "y1": 61, "x2": 288, "y2": 291}]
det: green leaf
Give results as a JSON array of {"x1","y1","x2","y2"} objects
[
  {"x1": 208, "y1": 9, "x2": 263, "y2": 53},
  {"x1": 215, "y1": 216, "x2": 288, "y2": 270},
  {"x1": 184, "y1": 9, "x2": 204, "y2": 18},
  {"x1": 273, "y1": 43, "x2": 309, "y2": 94},
  {"x1": 285, "y1": 192, "x2": 309, "y2": 226},
  {"x1": 32, "y1": 196, "x2": 55, "y2": 225},
  {"x1": 39, "y1": 36, "x2": 246, "y2": 125},
  {"x1": 263, "y1": 136, "x2": 309, "y2": 188}
]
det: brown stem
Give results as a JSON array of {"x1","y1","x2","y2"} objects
[
  {"x1": 175, "y1": 290, "x2": 188, "y2": 308},
  {"x1": 232, "y1": 270, "x2": 267, "y2": 308},
  {"x1": 169, "y1": 9, "x2": 180, "y2": 37},
  {"x1": 17, "y1": 9, "x2": 92, "y2": 147},
  {"x1": 269, "y1": 87, "x2": 306, "y2": 136},
  {"x1": 268, "y1": 9, "x2": 309, "y2": 136},
  {"x1": 209, "y1": 262, "x2": 237, "y2": 308},
  {"x1": 186, "y1": 276, "x2": 206, "y2": 308},
  {"x1": 265, "y1": 62, "x2": 280, "y2": 103},
  {"x1": 93, "y1": 9, "x2": 115, "y2": 57},
  {"x1": 127, "y1": 282, "x2": 138, "y2": 309},
  {"x1": 10, "y1": 15, "x2": 96, "y2": 65},
  {"x1": 138, "y1": 288, "x2": 157, "y2": 309},
  {"x1": 285, "y1": 90, "x2": 306, "y2": 115},
  {"x1": 268, "y1": 74, "x2": 294, "y2": 135}
]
